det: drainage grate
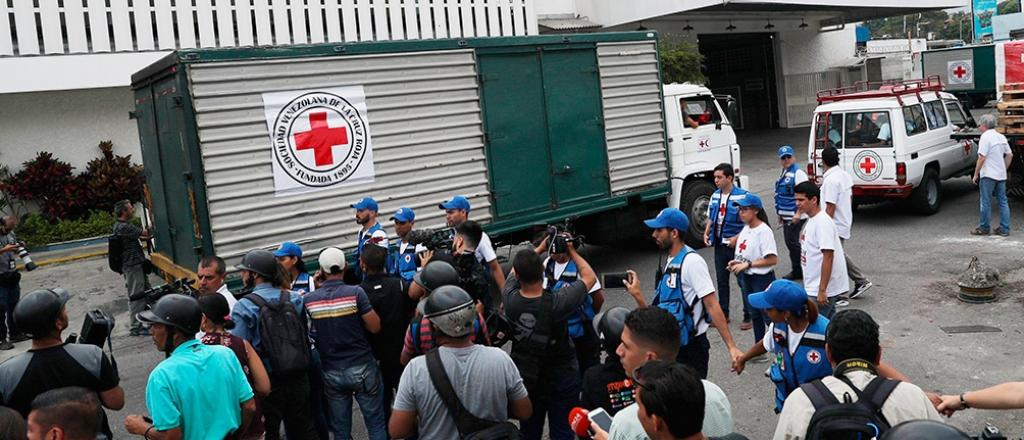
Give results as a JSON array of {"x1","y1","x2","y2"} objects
[{"x1": 940, "y1": 325, "x2": 1002, "y2": 334}]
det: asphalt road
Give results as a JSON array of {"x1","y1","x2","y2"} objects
[{"x1": 6, "y1": 110, "x2": 1024, "y2": 439}]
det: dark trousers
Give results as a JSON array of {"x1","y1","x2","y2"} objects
[
  {"x1": 676, "y1": 333, "x2": 711, "y2": 379},
  {"x1": 739, "y1": 272, "x2": 775, "y2": 345},
  {"x1": 782, "y1": 219, "x2": 804, "y2": 276},
  {"x1": 307, "y1": 349, "x2": 330, "y2": 440},
  {"x1": 713, "y1": 242, "x2": 737, "y2": 319},
  {"x1": 521, "y1": 373, "x2": 581, "y2": 440},
  {"x1": 262, "y1": 371, "x2": 319, "y2": 440},
  {"x1": 0, "y1": 284, "x2": 20, "y2": 339},
  {"x1": 573, "y1": 322, "x2": 601, "y2": 378}
]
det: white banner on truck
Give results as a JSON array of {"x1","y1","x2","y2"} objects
[{"x1": 263, "y1": 86, "x2": 375, "y2": 197}]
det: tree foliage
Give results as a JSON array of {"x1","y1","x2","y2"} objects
[
  {"x1": 864, "y1": 1, "x2": 1019, "y2": 43},
  {"x1": 659, "y1": 38, "x2": 707, "y2": 85}
]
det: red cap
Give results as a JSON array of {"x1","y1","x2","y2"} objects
[{"x1": 569, "y1": 407, "x2": 591, "y2": 437}]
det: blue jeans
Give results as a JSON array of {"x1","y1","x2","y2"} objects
[
  {"x1": 322, "y1": 361, "x2": 386, "y2": 440},
  {"x1": 739, "y1": 272, "x2": 775, "y2": 345},
  {"x1": 818, "y1": 296, "x2": 840, "y2": 319},
  {"x1": 979, "y1": 177, "x2": 1010, "y2": 232},
  {"x1": 714, "y1": 242, "x2": 738, "y2": 319},
  {"x1": 0, "y1": 284, "x2": 21, "y2": 339},
  {"x1": 521, "y1": 373, "x2": 581, "y2": 440}
]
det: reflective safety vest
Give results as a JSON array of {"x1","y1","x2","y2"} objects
[
  {"x1": 775, "y1": 163, "x2": 802, "y2": 219},
  {"x1": 354, "y1": 223, "x2": 386, "y2": 278},
  {"x1": 769, "y1": 317, "x2": 833, "y2": 412},
  {"x1": 545, "y1": 259, "x2": 595, "y2": 339},
  {"x1": 653, "y1": 247, "x2": 707, "y2": 346},
  {"x1": 707, "y1": 187, "x2": 747, "y2": 242},
  {"x1": 390, "y1": 239, "x2": 417, "y2": 282}
]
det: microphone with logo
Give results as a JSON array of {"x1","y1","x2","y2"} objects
[{"x1": 569, "y1": 407, "x2": 613, "y2": 437}]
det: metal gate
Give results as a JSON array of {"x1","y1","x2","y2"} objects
[{"x1": 784, "y1": 70, "x2": 841, "y2": 128}]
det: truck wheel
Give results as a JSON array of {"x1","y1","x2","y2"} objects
[
  {"x1": 910, "y1": 168, "x2": 941, "y2": 216},
  {"x1": 679, "y1": 180, "x2": 716, "y2": 249}
]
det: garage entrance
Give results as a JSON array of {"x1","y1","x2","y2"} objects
[{"x1": 699, "y1": 33, "x2": 780, "y2": 129}]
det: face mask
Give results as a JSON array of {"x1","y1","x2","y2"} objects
[{"x1": 243, "y1": 273, "x2": 255, "y2": 289}]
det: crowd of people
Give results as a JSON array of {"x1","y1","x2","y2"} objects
[{"x1": 0, "y1": 134, "x2": 1016, "y2": 440}]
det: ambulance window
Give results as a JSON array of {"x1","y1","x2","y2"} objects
[
  {"x1": 826, "y1": 114, "x2": 843, "y2": 148},
  {"x1": 923, "y1": 101, "x2": 947, "y2": 129},
  {"x1": 844, "y1": 112, "x2": 890, "y2": 148},
  {"x1": 944, "y1": 101, "x2": 969, "y2": 127},
  {"x1": 903, "y1": 105, "x2": 927, "y2": 136},
  {"x1": 679, "y1": 96, "x2": 721, "y2": 128}
]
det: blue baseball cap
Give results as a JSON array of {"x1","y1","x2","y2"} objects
[
  {"x1": 439, "y1": 196, "x2": 471, "y2": 212},
  {"x1": 748, "y1": 280, "x2": 808, "y2": 312},
  {"x1": 390, "y1": 207, "x2": 415, "y2": 222},
  {"x1": 350, "y1": 197, "x2": 378, "y2": 212},
  {"x1": 644, "y1": 208, "x2": 690, "y2": 232},
  {"x1": 732, "y1": 193, "x2": 763, "y2": 209},
  {"x1": 778, "y1": 146, "x2": 795, "y2": 158},
  {"x1": 273, "y1": 241, "x2": 303, "y2": 258}
]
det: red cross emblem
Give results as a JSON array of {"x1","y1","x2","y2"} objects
[
  {"x1": 699, "y1": 139, "x2": 709, "y2": 148},
  {"x1": 738, "y1": 240, "x2": 747, "y2": 251},
  {"x1": 294, "y1": 112, "x2": 349, "y2": 167},
  {"x1": 953, "y1": 65, "x2": 968, "y2": 78},
  {"x1": 860, "y1": 157, "x2": 876, "y2": 174},
  {"x1": 807, "y1": 349, "x2": 821, "y2": 364}
]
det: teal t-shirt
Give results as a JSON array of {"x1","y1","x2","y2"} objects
[{"x1": 146, "y1": 340, "x2": 254, "y2": 440}]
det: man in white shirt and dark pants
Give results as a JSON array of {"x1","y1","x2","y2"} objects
[
  {"x1": 972, "y1": 114, "x2": 1013, "y2": 236},
  {"x1": 819, "y1": 147, "x2": 872, "y2": 300},
  {"x1": 793, "y1": 182, "x2": 848, "y2": 319}
]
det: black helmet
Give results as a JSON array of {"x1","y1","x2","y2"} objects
[
  {"x1": 593, "y1": 307, "x2": 630, "y2": 355},
  {"x1": 14, "y1": 288, "x2": 69, "y2": 338},
  {"x1": 423, "y1": 285, "x2": 476, "y2": 338},
  {"x1": 235, "y1": 249, "x2": 278, "y2": 278},
  {"x1": 137, "y1": 294, "x2": 203, "y2": 334},
  {"x1": 414, "y1": 261, "x2": 460, "y2": 294},
  {"x1": 485, "y1": 312, "x2": 512, "y2": 348},
  {"x1": 879, "y1": 420, "x2": 971, "y2": 440}
]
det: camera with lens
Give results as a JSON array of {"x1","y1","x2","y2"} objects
[
  {"x1": 15, "y1": 242, "x2": 36, "y2": 271},
  {"x1": 546, "y1": 215, "x2": 585, "y2": 254},
  {"x1": 405, "y1": 227, "x2": 456, "y2": 252},
  {"x1": 129, "y1": 277, "x2": 199, "y2": 302},
  {"x1": 971, "y1": 426, "x2": 1013, "y2": 440}
]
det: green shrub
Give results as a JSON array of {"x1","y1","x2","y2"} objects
[
  {"x1": 15, "y1": 211, "x2": 141, "y2": 248},
  {"x1": 659, "y1": 37, "x2": 707, "y2": 86}
]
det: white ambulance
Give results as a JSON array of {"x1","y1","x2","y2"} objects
[{"x1": 807, "y1": 76, "x2": 978, "y2": 215}]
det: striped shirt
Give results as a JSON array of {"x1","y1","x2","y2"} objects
[
  {"x1": 402, "y1": 313, "x2": 490, "y2": 359},
  {"x1": 304, "y1": 279, "x2": 376, "y2": 370},
  {"x1": 113, "y1": 220, "x2": 146, "y2": 269}
]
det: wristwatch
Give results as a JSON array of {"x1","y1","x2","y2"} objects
[{"x1": 959, "y1": 392, "x2": 971, "y2": 409}]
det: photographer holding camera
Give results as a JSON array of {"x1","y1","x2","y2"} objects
[
  {"x1": 0, "y1": 215, "x2": 29, "y2": 348},
  {"x1": 0, "y1": 287, "x2": 124, "y2": 440},
  {"x1": 439, "y1": 195, "x2": 506, "y2": 291},
  {"x1": 419, "y1": 221, "x2": 496, "y2": 314}
]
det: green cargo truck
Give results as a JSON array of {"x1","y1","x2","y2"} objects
[
  {"x1": 130, "y1": 32, "x2": 742, "y2": 280},
  {"x1": 922, "y1": 44, "x2": 996, "y2": 108}
]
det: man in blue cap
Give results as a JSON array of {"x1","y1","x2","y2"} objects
[
  {"x1": 774, "y1": 145, "x2": 808, "y2": 282},
  {"x1": 623, "y1": 208, "x2": 742, "y2": 379},
  {"x1": 351, "y1": 197, "x2": 389, "y2": 279},
  {"x1": 439, "y1": 195, "x2": 505, "y2": 290},
  {"x1": 703, "y1": 163, "x2": 748, "y2": 327},
  {"x1": 389, "y1": 207, "x2": 423, "y2": 283}
]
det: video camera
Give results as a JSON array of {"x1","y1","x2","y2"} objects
[
  {"x1": 128, "y1": 277, "x2": 199, "y2": 302},
  {"x1": 405, "y1": 227, "x2": 456, "y2": 252},
  {"x1": 972, "y1": 426, "x2": 1013, "y2": 440},
  {"x1": 546, "y1": 215, "x2": 585, "y2": 254}
]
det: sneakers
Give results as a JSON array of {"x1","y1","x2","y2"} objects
[
  {"x1": 994, "y1": 228, "x2": 1010, "y2": 236},
  {"x1": 782, "y1": 271, "x2": 803, "y2": 281},
  {"x1": 835, "y1": 299, "x2": 850, "y2": 307},
  {"x1": 129, "y1": 327, "x2": 151, "y2": 336},
  {"x1": 850, "y1": 281, "x2": 873, "y2": 299},
  {"x1": 7, "y1": 333, "x2": 28, "y2": 343},
  {"x1": 740, "y1": 319, "x2": 753, "y2": 331},
  {"x1": 971, "y1": 228, "x2": 990, "y2": 236},
  {"x1": 0, "y1": 340, "x2": 14, "y2": 350}
]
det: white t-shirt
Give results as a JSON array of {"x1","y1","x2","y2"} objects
[
  {"x1": 763, "y1": 323, "x2": 805, "y2": 355},
  {"x1": 475, "y1": 232, "x2": 497, "y2": 265},
  {"x1": 541, "y1": 258, "x2": 602, "y2": 293},
  {"x1": 800, "y1": 212, "x2": 849, "y2": 298},
  {"x1": 820, "y1": 166, "x2": 854, "y2": 239},
  {"x1": 979, "y1": 129, "x2": 1012, "y2": 180},
  {"x1": 733, "y1": 223, "x2": 777, "y2": 275},
  {"x1": 877, "y1": 122, "x2": 891, "y2": 141},
  {"x1": 216, "y1": 284, "x2": 238, "y2": 310},
  {"x1": 663, "y1": 252, "x2": 716, "y2": 336}
]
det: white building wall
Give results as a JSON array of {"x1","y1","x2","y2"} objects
[
  {"x1": 0, "y1": 87, "x2": 140, "y2": 172},
  {"x1": 778, "y1": 27, "x2": 857, "y2": 76}
]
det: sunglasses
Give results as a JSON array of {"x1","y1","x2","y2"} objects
[
  {"x1": 632, "y1": 365, "x2": 659, "y2": 399},
  {"x1": 780, "y1": 155, "x2": 793, "y2": 160}
]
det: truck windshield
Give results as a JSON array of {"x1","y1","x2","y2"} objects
[{"x1": 680, "y1": 96, "x2": 721, "y2": 127}]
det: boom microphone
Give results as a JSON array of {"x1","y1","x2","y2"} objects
[
  {"x1": 405, "y1": 229, "x2": 434, "y2": 246},
  {"x1": 569, "y1": 407, "x2": 591, "y2": 437}
]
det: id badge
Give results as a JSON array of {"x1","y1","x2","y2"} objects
[{"x1": 7, "y1": 260, "x2": 14, "y2": 271}]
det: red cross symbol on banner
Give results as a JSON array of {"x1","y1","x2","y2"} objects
[
  {"x1": 953, "y1": 65, "x2": 968, "y2": 78},
  {"x1": 294, "y1": 112, "x2": 349, "y2": 167},
  {"x1": 738, "y1": 240, "x2": 747, "y2": 251},
  {"x1": 860, "y1": 157, "x2": 877, "y2": 174}
]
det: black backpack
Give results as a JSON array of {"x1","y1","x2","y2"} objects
[
  {"x1": 244, "y1": 290, "x2": 311, "y2": 373},
  {"x1": 800, "y1": 375, "x2": 900, "y2": 440},
  {"x1": 107, "y1": 235, "x2": 123, "y2": 274}
]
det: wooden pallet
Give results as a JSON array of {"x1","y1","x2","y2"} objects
[
  {"x1": 1001, "y1": 82, "x2": 1024, "y2": 92},
  {"x1": 1003, "y1": 90, "x2": 1024, "y2": 101},
  {"x1": 995, "y1": 126, "x2": 1024, "y2": 134},
  {"x1": 997, "y1": 100, "x2": 1024, "y2": 111}
]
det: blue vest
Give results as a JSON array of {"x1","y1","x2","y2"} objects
[
  {"x1": 653, "y1": 248, "x2": 707, "y2": 346},
  {"x1": 545, "y1": 259, "x2": 595, "y2": 339},
  {"x1": 768, "y1": 317, "x2": 833, "y2": 412},
  {"x1": 390, "y1": 239, "x2": 418, "y2": 282},
  {"x1": 707, "y1": 187, "x2": 747, "y2": 243},
  {"x1": 775, "y1": 163, "x2": 802, "y2": 219},
  {"x1": 354, "y1": 223, "x2": 385, "y2": 278}
]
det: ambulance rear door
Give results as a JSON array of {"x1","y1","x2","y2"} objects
[{"x1": 838, "y1": 110, "x2": 898, "y2": 186}]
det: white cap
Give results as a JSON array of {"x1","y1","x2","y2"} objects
[{"x1": 319, "y1": 247, "x2": 347, "y2": 273}]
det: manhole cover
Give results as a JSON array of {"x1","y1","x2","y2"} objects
[{"x1": 940, "y1": 325, "x2": 1002, "y2": 334}]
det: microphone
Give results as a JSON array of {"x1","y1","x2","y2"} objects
[
  {"x1": 569, "y1": 407, "x2": 591, "y2": 437},
  {"x1": 405, "y1": 229, "x2": 435, "y2": 246}
]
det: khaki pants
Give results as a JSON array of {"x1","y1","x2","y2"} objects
[
  {"x1": 124, "y1": 264, "x2": 150, "y2": 330},
  {"x1": 839, "y1": 237, "x2": 868, "y2": 286}
]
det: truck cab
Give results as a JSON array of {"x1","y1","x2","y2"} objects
[
  {"x1": 808, "y1": 76, "x2": 977, "y2": 215},
  {"x1": 663, "y1": 83, "x2": 744, "y2": 247}
]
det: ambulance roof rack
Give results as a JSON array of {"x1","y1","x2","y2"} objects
[{"x1": 816, "y1": 75, "x2": 945, "y2": 105}]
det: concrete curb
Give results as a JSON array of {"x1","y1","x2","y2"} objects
[{"x1": 17, "y1": 250, "x2": 107, "y2": 270}]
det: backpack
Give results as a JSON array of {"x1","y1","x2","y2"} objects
[
  {"x1": 800, "y1": 375, "x2": 900, "y2": 440},
  {"x1": 107, "y1": 235, "x2": 123, "y2": 274},
  {"x1": 244, "y1": 290, "x2": 311, "y2": 373},
  {"x1": 426, "y1": 349, "x2": 522, "y2": 440}
]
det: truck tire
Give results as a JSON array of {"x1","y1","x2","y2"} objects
[
  {"x1": 910, "y1": 168, "x2": 941, "y2": 216},
  {"x1": 679, "y1": 180, "x2": 716, "y2": 249}
]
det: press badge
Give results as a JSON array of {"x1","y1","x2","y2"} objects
[{"x1": 666, "y1": 273, "x2": 677, "y2": 289}]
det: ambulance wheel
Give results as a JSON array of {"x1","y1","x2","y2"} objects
[
  {"x1": 680, "y1": 179, "x2": 716, "y2": 249},
  {"x1": 910, "y1": 168, "x2": 940, "y2": 216}
]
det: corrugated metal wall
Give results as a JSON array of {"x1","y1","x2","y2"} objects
[
  {"x1": 596, "y1": 41, "x2": 670, "y2": 196},
  {"x1": 923, "y1": 48, "x2": 974, "y2": 91},
  {"x1": 187, "y1": 49, "x2": 490, "y2": 261}
]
